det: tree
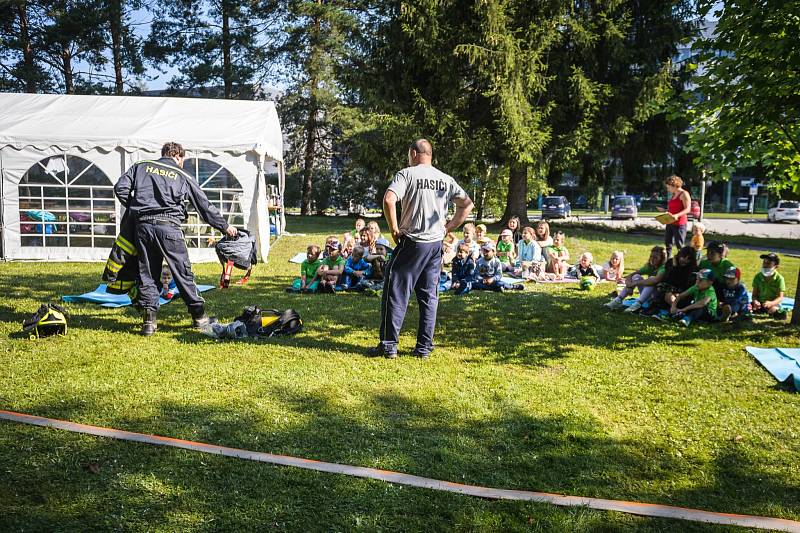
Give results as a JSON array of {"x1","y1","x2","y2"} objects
[
  {"x1": 0, "y1": 1, "x2": 53, "y2": 93},
  {"x1": 102, "y1": 0, "x2": 146, "y2": 94},
  {"x1": 280, "y1": 0, "x2": 357, "y2": 215},
  {"x1": 686, "y1": 0, "x2": 800, "y2": 324},
  {"x1": 145, "y1": 0, "x2": 280, "y2": 98}
]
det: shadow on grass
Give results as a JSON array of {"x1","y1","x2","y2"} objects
[{"x1": 2, "y1": 390, "x2": 798, "y2": 530}]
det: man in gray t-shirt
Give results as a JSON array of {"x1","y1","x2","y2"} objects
[{"x1": 367, "y1": 139, "x2": 474, "y2": 359}]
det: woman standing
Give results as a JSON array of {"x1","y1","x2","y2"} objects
[{"x1": 662, "y1": 175, "x2": 691, "y2": 258}]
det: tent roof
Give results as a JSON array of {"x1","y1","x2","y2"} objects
[{"x1": 0, "y1": 93, "x2": 283, "y2": 161}]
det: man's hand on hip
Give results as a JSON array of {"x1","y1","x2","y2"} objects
[
  {"x1": 391, "y1": 228, "x2": 403, "y2": 245},
  {"x1": 225, "y1": 226, "x2": 238, "y2": 238}
]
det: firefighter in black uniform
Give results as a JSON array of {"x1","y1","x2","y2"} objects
[{"x1": 115, "y1": 142, "x2": 238, "y2": 336}]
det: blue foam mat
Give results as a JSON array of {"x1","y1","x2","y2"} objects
[
  {"x1": 745, "y1": 347, "x2": 800, "y2": 391},
  {"x1": 62, "y1": 284, "x2": 215, "y2": 308}
]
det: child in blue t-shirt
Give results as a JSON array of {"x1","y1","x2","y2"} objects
[
  {"x1": 474, "y1": 241, "x2": 523, "y2": 292},
  {"x1": 342, "y1": 245, "x2": 372, "y2": 290},
  {"x1": 718, "y1": 266, "x2": 750, "y2": 321}
]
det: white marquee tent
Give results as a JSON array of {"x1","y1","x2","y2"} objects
[{"x1": 0, "y1": 93, "x2": 285, "y2": 262}]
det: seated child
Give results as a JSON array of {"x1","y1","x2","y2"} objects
[
  {"x1": 698, "y1": 241, "x2": 734, "y2": 300},
  {"x1": 605, "y1": 245, "x2": 667, "y2": 311},
  {"x1": 288, "y1": 244, "x2": 322, "y2": 293},
  {"x1": 360, "y1": 227, "x2": 377, "y2": 255},
  {"x1": 341, "y1": 236, "x2": 355, "y2": 259},
  {"x1": 474, "y1": 241, "x2": 523, "y2": 292},
  {"x1": 342, "y1": 245, "x2": 372, "y2": 290},
  {"x1": 442, "y1": 231, "x2": 458, "y2": 266},
  {"x1": 322, "y1": 234, "x2": 339, "y2": 258},
  {"x1": 496, "y1": 229, "x2": 517, "y2": 273},
  {"x1": 670, "y1": 269, "x2": 718, "y2": 326},
  {"x1": 648, "y1": 246, "x2": 697, "y2": 315},
  {"x1": 458, "y1": 223, "x2": 481, "y2": 259},
  {"x1": 545, "y1": 231, "x2": 569, "y2": 279},
  {"x1": 598, "y1": 250, "x2": 625, "y2": 283},
  {"x1": 517, "y1": 226, "x2": 545, "y2": 280},
  {"x1": 535, "y1": 220, "x2": 553, "y2": 248},
  {"x1": 361, "y1": 238, "x2": 393, "y2": 293},
  {"x1": 347, "y1": 217, "x2": 366, "y2": 242},
  {"x1": 690, "y1": 222, "x2": 705, "y2": 262},
  {"x1": 317, "y1": 239, "x2": 345, "y2": 293},
  {"x1": 573, "y1": 252, "x2": 601, "y2": 290},
  {"x1": 505, "y1": 216, "x2": 522, "y2": 244},
  {"x1": 451, "y1": 242, "x2": 477, "y2": 295},
  {"x1": 718, "y1": 266, "x2": 750, "y2": 322},
  {"x1": 751, "y1": 252, "x2": 786, "y2": 319},
  {"x1": 475, "y1": 223, "x2": 490, "y2": 245}
]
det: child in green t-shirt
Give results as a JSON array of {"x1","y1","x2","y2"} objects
[
  {"x1": 546, "y1": 231, "x2": 570, "y2": 279},
  {"x1": 288, "y1": 245, "x2": 322, "y2": 293},
  {"x1": 318, "y1": 240, "x2": 345, "y2": 293},
  {"x1": 496, "y1": 229, "x2": 517, "y2": 273},
  {"x1": 670, "y1": 268, "x2": 718, "y2": 326},
  {"x1": 606, "y1": 246, "x2": 667, "y2": 311},
  {"x1": 752, "y1": 252, "x2": 787, "y2": 319},
  {"x1": 698, "y1": 240, "x2": 734, "y2": 299}
]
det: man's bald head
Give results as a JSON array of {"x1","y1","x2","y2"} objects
[{"x1": 408, "y1": 138, "x2": 433, "y2": 166}]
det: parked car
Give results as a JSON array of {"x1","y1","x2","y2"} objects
[
  {"x1": 573, "y1": 195, "x2": 589, "y2": 209},
  {"x1": 611, "y1": 195, "x2": 637, "y2": 220},
  {"x1": 768, "y1": 200, "x2": 800, "y2": 223},
  {"x1": 541, "y1": 195, "x2": 571, "y2": 219},
  {"x1": 736, "y1": 197, "x2": 751, "y2": 212}
]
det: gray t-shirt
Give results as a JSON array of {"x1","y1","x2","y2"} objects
[{"x1": 387, "y1": 164, "x2": 468, "y2": 243}]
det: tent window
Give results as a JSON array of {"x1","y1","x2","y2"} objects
[
  {"x1": 183, "y1": 158, "x2": 245, "y2": 248},
  {"x1": 18, "y1": 155, "x2": 116, "y2": 248}
]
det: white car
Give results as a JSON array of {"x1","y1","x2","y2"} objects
[{"x1": 767, "y1": 200, "x2": 800, "y2": 223}]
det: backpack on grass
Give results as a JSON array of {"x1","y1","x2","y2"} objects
[{"x1": 234, "y1": 305, "x2": 303, "y2": 338}]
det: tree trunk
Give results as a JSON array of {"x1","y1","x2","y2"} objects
[
  {"x1": 16, "y1": 2, "x2": 36, "y2": 93},
  {"x1": 792, "y1": 266, "x2": 800, "y2": 326},
  {"x1": 300, "y1": 88, "x2": 318, "y2": 216},
  {"x1": 109, "y1": 0, "x2": 123, "y2": 95},
  {"x1": 61, "y1": 45, "x2": 73, "y2": 94},
  {"x1": 221, "y1": 0, "x2": 232, "y2": 99},
  {"x1": 501, "y1": 162, "x2": 530, "y2": 225}
]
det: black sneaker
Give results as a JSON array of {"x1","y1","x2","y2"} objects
[
  {"x1": 365, "y1": 345, "x2": 397, "y2": 359},
  {"x1": 411, "y1": 350, "x2": 430, "y2": 360},
  {"x1": 513, "y1": 284, "x2": 524, "y2": 291}
]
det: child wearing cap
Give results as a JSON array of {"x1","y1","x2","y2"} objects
[
  {"x1": 475, "y1": 241, "x2": 524, "y2": 292},
  {"x1": 698, "y1": 240, "x2": 734, "y2": 299},
  {"x1": 670, "y1": 269, "x2": 718, "y2": 326},
  {"x1": 497, "y1": 229, "x2": 517, "y2": 273},
  {"x1": 606, "y1": 246, "x2": 667, "y2": 311},
  {"x1": 451, "y1": 242, "x2": 477, "y2": 295},
  {"x1": 317, "y1": 239, "x2": 345, "y2": 293},
  {"x1": 718, "y1": 266, "x2": 750, "y2": 322},
  {"x1": 751, "y1": 252, "x2": 786, "y2": 319},
  {"x1": 545, "y1": 231, "x2": 570, "y2": 279},
  {"x1": 288, "y1": 244, "x2": 322, "y2": 293}
]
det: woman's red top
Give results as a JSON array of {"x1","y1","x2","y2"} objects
[{"x1": 668, "y1": 193, "x2": 688, "y2": 225}]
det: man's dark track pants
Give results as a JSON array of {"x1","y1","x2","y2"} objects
[
  {"x1": 135, "y1": 221, "x2": 204, "y2": 314},
  {"x1": 379, "y1": 237, "x2": 442, "y2": 355}
]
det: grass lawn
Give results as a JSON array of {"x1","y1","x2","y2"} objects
[{"x1": 1, "y1": 216, "x2": 799, "y2": 531}]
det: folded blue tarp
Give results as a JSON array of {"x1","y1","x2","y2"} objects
[
  {"x1": 745, "y1": 347, "x2": 800, "y2": 391},
  {"x1": 62, "y1": 284, "x2": 215, "y2": 308}
]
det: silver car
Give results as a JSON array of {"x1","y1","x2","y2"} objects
[{"x1": 611, "y1": 196, "x2": 638, "y2": 220}]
